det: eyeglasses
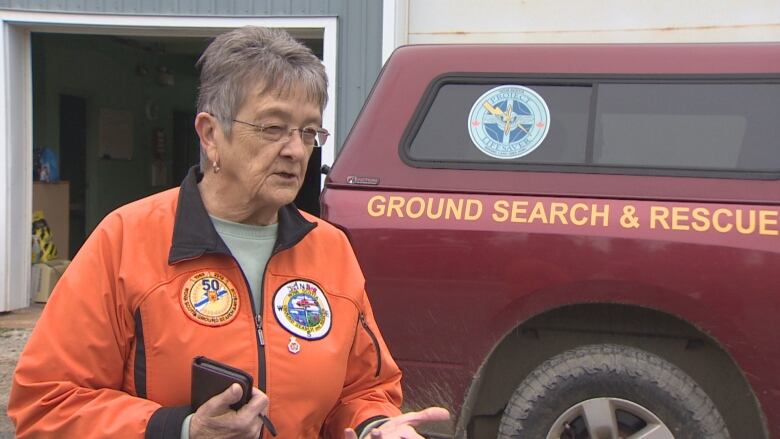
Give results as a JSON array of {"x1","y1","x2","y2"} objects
[{"x1": 232, "y1": 119, "x2": 329, "y2": 147}]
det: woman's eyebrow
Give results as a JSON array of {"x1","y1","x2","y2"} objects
[
  {"x1": 301, "y1": 117, "x2": 323, "y2": 127},
  {"x1": 254, "y1": 108, "x2": 291, "y2": 120},
  {"x1": 254, "y1": 108, "x2": 321, "y2": 126}
]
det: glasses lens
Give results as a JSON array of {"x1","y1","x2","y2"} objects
[
  {"x1": 300, "y1": 128, "x2": 318, "y2": 146},
  {"x1": 260, "y1": 125, "x2": 285, "y2": 142},
  {"x1": 316, "y1": 130, "x2": 329, "y2": 147}
]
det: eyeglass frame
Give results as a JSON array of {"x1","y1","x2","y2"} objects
[{"x1": 231, "y1": 119, "x2": 329, "y2": 147}]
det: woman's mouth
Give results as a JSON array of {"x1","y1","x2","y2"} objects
[{"x1": 275, "y1": 172, "x2": 297, "y2": 180}]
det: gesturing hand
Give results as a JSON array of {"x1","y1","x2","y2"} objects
[
  {"x1": 343, "y1": 407, "x2": 450, "y2": 439},
  {"x1": 190, "y1": 384, "x2": 270, "y2": 439}
]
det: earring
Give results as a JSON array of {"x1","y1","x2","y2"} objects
[{"x1": 212, "y1": 161, "x2": 220, "y2": 173}]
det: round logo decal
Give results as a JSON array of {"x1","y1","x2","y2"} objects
[
  {"x1": 467, "y1": 85, "x2": 551, "y2": 159},
  {"x1": 273, "y1": 280, "x2": 331, "y2": 340},
  {"x1": 181, "y1": 271, "x2": 239, "y2": 326}
]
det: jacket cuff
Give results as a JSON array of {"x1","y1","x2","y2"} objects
[
  {"x1": 145, "y1": 405, "x2": 192, "y2": 439},
  {"x1": 356, "y1": 416, "x2": 389, "y2": 438}
]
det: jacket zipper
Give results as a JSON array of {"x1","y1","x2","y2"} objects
[
  {"x1": 256, "y1": 314, "x2": 265, "y2": 346},
  {"x1": 229, "y1": 255, "x2": 267, "y2": 392},
  {"x1": 358, "y1": 312, "x2": 382, "y2": 378}
]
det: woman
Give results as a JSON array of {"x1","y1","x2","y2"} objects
[{"x1": 9, "y1": 26, "x2": 447, "y2": 439}]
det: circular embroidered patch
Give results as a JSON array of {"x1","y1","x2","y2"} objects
[
  {"x1": 467, "y1": 85, "x2": 551, "y2": 159},
  {"x1": 273, "y1": 280, "x2": 331, "y2": 340},
  {"x1": 181, "y1": 271, "x2": 239, "y2": 326}
]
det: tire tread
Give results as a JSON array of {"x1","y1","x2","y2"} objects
[{"x1": 497, "y1": 344, "x2": 729, "y2": 439}]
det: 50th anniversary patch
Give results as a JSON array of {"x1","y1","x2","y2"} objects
[
  {"x1": 468, "y1": 85, "x2": 550, "y2": 159},
  {"x1": 181, "y1": 271, "x2": 239, "y2": 326},
  {"x1": 273, "y1": 280, "x2": 332, "y2": 340}
]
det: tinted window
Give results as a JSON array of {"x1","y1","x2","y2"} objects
[
  {"x1": 408, "y1": 84, "x2": 592, "y2": 164},
  {"x1": 404, "y1": 78, "x2": 780, "y2": 176},
  {"x1": 594, "y1": 83, "x2": 780, "y2": 171}
]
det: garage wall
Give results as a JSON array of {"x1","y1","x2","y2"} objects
[{"x1": 0, "y1": 0, "x2": 386, "y2": 152}]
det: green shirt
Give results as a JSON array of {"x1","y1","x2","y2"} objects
[{"x1": 210, "y1": 215, "x2": 278, "y2": 309}]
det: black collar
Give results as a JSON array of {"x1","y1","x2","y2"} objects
[{"x1": 168, "y1": 166, "x2": 316, "y2": 264}]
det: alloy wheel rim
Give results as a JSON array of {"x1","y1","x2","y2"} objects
[{"x1": 546, "y1": 397, "x2": 674, "y2": 439}]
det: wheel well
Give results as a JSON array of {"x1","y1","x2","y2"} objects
[{"x1": 459, "y1": 303, "x2": 767, "y2": 439}]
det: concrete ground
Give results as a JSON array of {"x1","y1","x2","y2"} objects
[{"x1": 0, "y1": 303, "x2": 42, "y2": 438}]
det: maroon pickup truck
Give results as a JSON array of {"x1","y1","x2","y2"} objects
[{"x1": 321, "y1": 43, "x2": 780, "y2": 439}]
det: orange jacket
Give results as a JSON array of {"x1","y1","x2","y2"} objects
[{"x1": 9, "y1": 168, "x2": 402, "y2": 438}]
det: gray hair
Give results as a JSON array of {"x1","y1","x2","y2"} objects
[{"x1": 196, "y1": 26, "x2": 328, "y2": 138}]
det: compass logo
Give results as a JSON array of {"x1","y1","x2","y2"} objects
[{"x1": 467, "y1": 85, "x2": 551, "y2": 159}]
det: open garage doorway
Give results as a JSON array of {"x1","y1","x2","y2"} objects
[{"x1": 33, "y1": 32, "x2": 325, "y2": 258}]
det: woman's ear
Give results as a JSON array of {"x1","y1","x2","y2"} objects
[{"x1": 195, "y1": 112, "x2": 220, "y2": 165}]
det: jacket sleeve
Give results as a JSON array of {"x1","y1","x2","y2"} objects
[
  {"x1": 8, "y1": 215, "x2": 187, "y2": 438},
  {"x1": 321, "y1": 288, "x2": 403, "y2": 438}
]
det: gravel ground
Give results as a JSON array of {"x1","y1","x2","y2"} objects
[{"x1": 1, "y1": 328, "x2": 31, "y2": 439}]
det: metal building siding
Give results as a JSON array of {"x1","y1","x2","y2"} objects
[
  {"x1": 337, "y1": 0, "x2": 384, "y2": 151},
  {"x1": 0, "y1": 0, "x2": 338, "y2": 15},
  {"x1": 0, "y1": 0, "x2": 384, "y2": 154}
]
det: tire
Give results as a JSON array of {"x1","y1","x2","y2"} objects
[{"x1": 497, "y1": 344, "x2": 730, "y2": 439}]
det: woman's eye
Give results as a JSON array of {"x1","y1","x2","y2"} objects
[
  {"x1": 262, "y1": 125, "x2": 286, "y2": 135},
  {"x1": 301, "y1": 128, "x2": 318, "y2": 137}
]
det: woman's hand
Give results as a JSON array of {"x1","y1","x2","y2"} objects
[
  {"x1": 190, "y1": 384, "x2": 269, "y2": 439},
  {"x1": 344, "y1": 407, "x2": 450, "y2": 439}
]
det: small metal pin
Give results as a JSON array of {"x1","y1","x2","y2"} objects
[{"x1": 288, "y1": 336, "x2": 301, "y2": 354}]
